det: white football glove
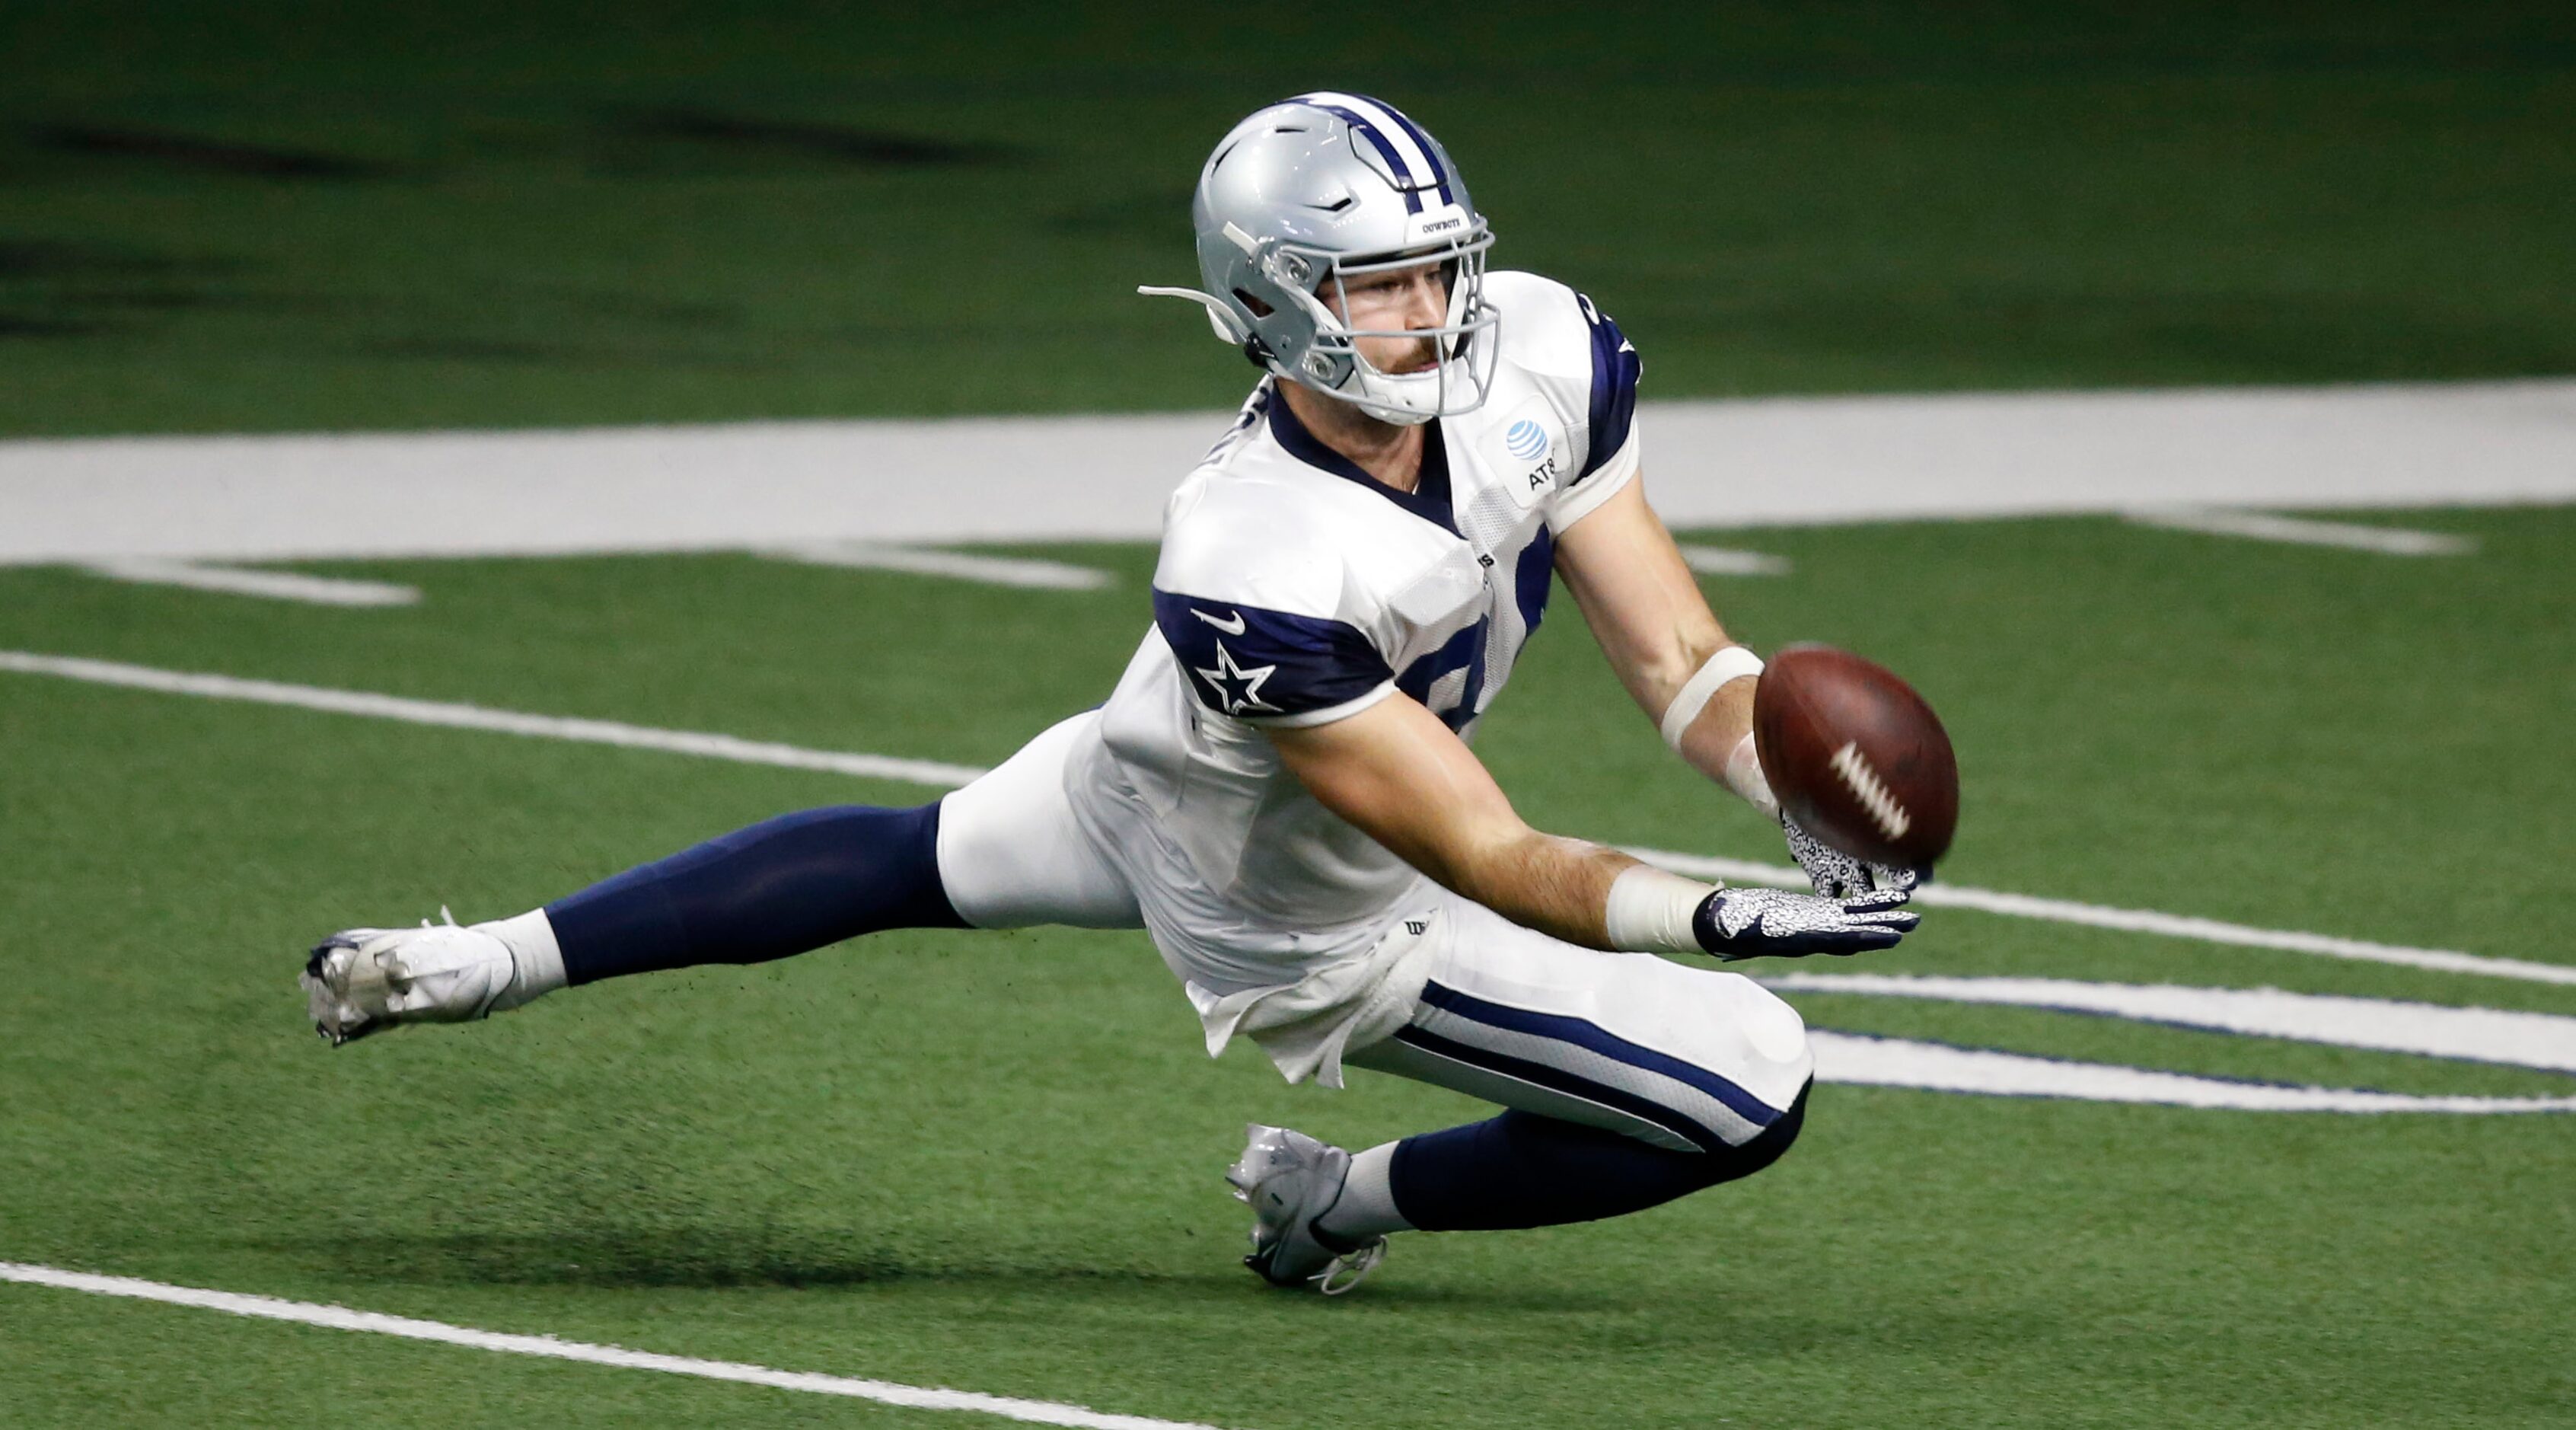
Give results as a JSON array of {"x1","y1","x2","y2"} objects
[
  {"x1": 1782, "y1": 814, "x2": 1921, "y2": 909},
  {"x1": 1691, "y1": 885, "x2": 1920, "y2": 960}
]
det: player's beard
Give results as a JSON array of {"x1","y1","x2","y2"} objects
[{"x1": 1376, "y1": 336, "x2": 1440, "y2": 377}]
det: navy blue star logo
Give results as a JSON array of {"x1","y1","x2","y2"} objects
[{"x1": 1193, "y1": 640, "x2": 1279, "y2": 715}]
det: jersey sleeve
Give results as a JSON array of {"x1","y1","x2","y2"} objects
[
  {"x1": 1546, "y1": 292, "x2": 1644, "y2": 533},
  {"x1": 1152, "y1": 587, "x2": 1399, "y2": 727}
]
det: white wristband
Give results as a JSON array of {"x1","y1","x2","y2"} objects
[
  {"x1": 1659, "y1": 645, "x2": 1764, "y2": 751},
  {"x1": 1604, "y1": 864, "x2": 1720, "y2": 955}
]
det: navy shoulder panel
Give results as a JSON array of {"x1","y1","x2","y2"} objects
[
  {"x1": 1152, "y1": 589, "x2": 1392, "y2": 720},
  {"x1": 1576, "y1": 292, "x2": 1642, "y2": 480}
]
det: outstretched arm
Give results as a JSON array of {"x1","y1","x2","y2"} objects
[
  {"x1": 1266, "y1": 692, "x2": 1637, "y2": 949},
  {"x1": 1264, "y1": 691, "x2": 1916, "y2": 959},
  {"x1": 1551, "y1": 472, "x2": 1775, "y2": 816},
  {"x1": 1551, "y1": 469, "x2": 1922, "y2": 904}
]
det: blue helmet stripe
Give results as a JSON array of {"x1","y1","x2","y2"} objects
[
  {"x1": 1318, "y1": 104, "x2": 1417, "y2": 187},
  {"x1": 1344, "y1": 93, "x2": 1458, "y2": 207},
  {"x1": 1355, "y1": 94, "x2": 1449, "y2": 187},
  {"x1": 1293, "y1": 91, "x2": 1439, "y2": 195},
  {"x1": 1299, "y1": 98, "x2": 1425, "y2": 212}
]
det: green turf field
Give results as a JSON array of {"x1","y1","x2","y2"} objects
[
  {"x1": 5, "y1": 1, "x2": 2574, "y2": 434},
  {"x1": 7, "y1": 2, "x2": 2576, "y2": 1424},
  {"x1": 3, "y1": 505, "x2": 2572, "y2": 1427}
]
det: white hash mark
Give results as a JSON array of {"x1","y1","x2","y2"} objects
[
  {"x1": 78, "y1": 559, "x2": 421, "y2": 607},
  {"x1": 0, "y1": 1262, "x2": 1228, "y2": 1428}
]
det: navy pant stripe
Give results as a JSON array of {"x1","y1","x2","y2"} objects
[
  {"x1": 1417, "y1": 979, "x2": 1784, "y2": 1131},
  {"x1": 1393, "y1": 1024, "x2": 1725, "y2": 1153}
]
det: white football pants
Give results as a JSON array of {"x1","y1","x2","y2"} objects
[{"x1": 936, "y1": 712, "x2": 1812, "y2": 1150}]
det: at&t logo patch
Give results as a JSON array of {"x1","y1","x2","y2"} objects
[{"x1": 1487, "y1": 400, "x2": 1564, "y2": 509}]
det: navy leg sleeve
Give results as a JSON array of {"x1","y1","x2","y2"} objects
[
  {"x1": 546, "y1": 803, "x2": 967, "y2": 985},
  {"x1": 1387, "y1": 1081, "x2": 1809, "y2": 1231}
]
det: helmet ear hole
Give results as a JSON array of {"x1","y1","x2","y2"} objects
[{"x1": 1231, "y1": 288, "x2": 1274, "y2": 319}]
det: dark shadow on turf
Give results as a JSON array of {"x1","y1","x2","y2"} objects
[
  {"x1": 617, "y1": 110, "x2": 1017, "y2": 171},
  {"x1": 505, "y1": 282, "x2": 749, "y2": 331},
  {"x1": 0, "y1": 238, "x2": 247, "y2": 280},
  {"x1": 248, "y1": 1228, "x2": 1167, "y2": 1291},
  {"x1": 359, "y1": 336, "x2": 588, "y2": 364},
  {"x1": 238, "y1": 1228, "x2": 1628, "y2": 1309},
  {"x1": 0, "y1": 239, "x2": 304, "y2": 339},
  {"x1": 0, "y1": 314, "x2": 100, "y2": 338},
  {"x1": 29, "y1": 125, "x2": 397, "y2": 180}
]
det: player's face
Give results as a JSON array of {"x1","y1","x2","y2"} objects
[{"x1": 1331, "y1": 260, "x2": 1448, "y2": 376}]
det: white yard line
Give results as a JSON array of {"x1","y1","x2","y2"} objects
[
  {"x1": 75, "y1": 558, "x2": 422, "y2": 606},
  {"x1": 5, "y1": 381, "x2": 2572, "y2": 563},
  {"x1": 0, "y1": 1262, "x2": 1224, "y2": 1429},
  {"x1": 1806, "y1": 1033, "x2": 2576, "y2": 1112},
  {"x1": 1628, "y1": 847, "x2": 2576, "y2": 988},
  {"x1": 1767, "y1": 974, "x2": 2576, "y2": 1072},
  {"x1": 0, "y1": 651, "x2": 987, "y2": 788},
  {"x1": 4, "y1": 647, "x2": 2566, "y2": 988},
  {"x1": 1675, "y1": 544, "x2": 1793, "y2": 577},
  {"x1": 773, "y1": 542, "x2": 1114, "y2": 590},
  {"x1": 2122, "y1": 507, "x2": 2476, "y2": 555}
]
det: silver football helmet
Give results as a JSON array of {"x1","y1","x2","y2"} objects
[{"x1": 1140, "y1": 92, "x2": 1498, "y2": 425}]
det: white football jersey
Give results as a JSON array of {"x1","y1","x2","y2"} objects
[{"x1": 1068, "y1": 270, "x2": 1644, "y2": 999}]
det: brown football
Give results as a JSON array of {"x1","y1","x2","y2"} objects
[{"x1": 1752, "y1": 644, "x2": 1958, "y2": 868}]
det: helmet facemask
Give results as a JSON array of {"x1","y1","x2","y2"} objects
[
  {"x1": 1273, "y1": 230, "x2": 1500, "y2": 426},
  {"x1": 1140, "y1": 94, "x2": 1501, "y2": 426}
]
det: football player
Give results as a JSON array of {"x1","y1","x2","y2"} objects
[{"x1": 303, "y1": 92, "x2": 1920, "y2": 1293}]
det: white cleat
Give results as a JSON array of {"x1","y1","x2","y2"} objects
[
  {"x1": 301, "y1": 910, "x2": 533, "y2": 1047},
  {"x1": 1226, "y1": 1123, "x2": 1386, "y2": 1295}
]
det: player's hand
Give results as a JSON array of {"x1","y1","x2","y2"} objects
[
  {"x1": 1691, "y1": 886, "x2": 1921, "y2": 960},
  {"x1": 1782, "y1": 813, "x2": 1922, "y2": 909}
]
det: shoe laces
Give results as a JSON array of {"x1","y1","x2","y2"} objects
[{"x1": 1312, "y1": 1239, "x2": 1385, "y2": 1296}]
